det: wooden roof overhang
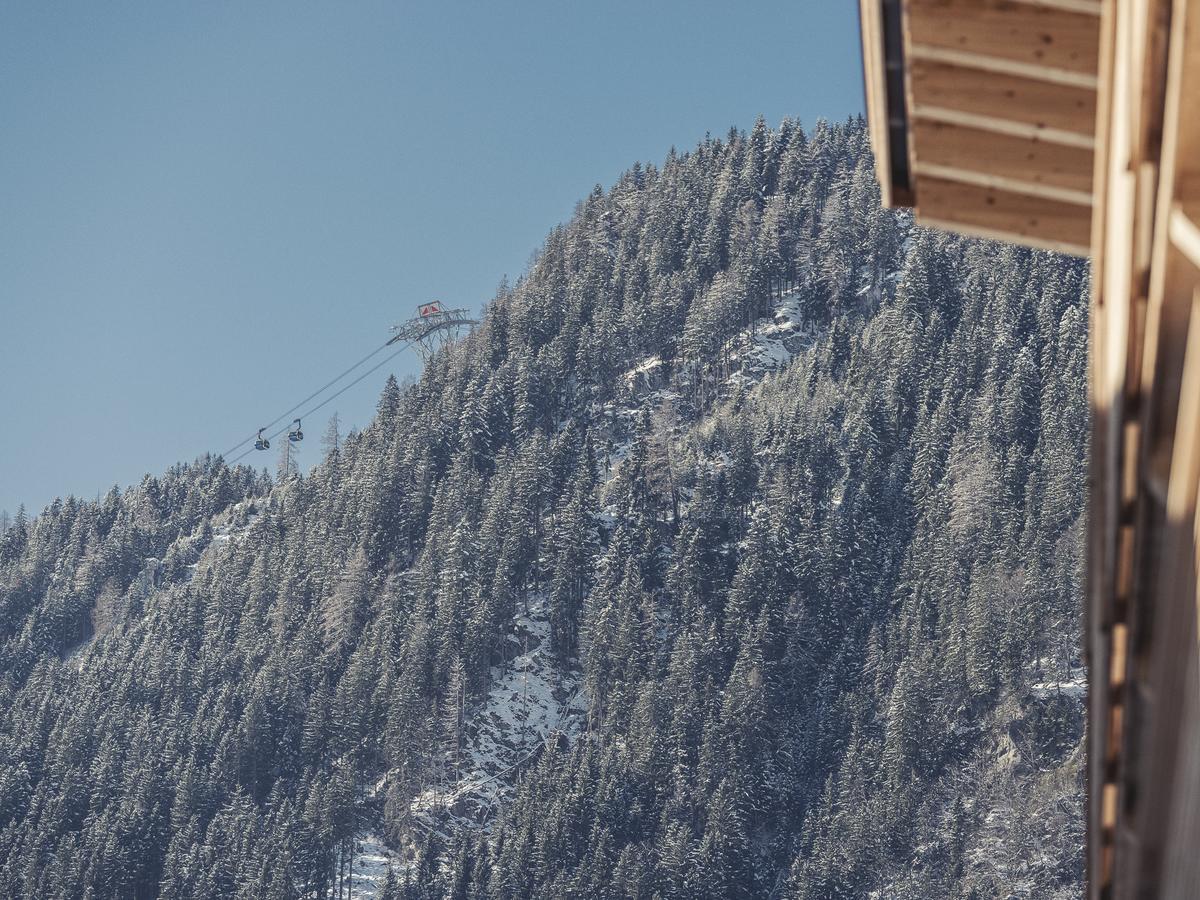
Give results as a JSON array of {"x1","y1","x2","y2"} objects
[{"x1": 860, "y1": 0, "x2": 1102, "y2": 255}]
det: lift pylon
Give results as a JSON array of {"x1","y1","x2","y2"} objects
[{"x1": 388, "y1": 300, "x2": 478, "y2": 363}]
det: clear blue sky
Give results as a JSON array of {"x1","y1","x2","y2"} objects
[{"x1": 0, "y1": 1, "x2": 863, "y2": 517}]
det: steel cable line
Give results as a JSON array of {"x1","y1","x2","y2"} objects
[
  {"x1": 221, "y1": 339, "x2": 395, "y2": 459},
  {"x1": 226, "y1": 339, "x2": 415, "y2": 466}
]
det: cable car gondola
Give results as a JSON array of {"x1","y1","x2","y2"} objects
[
  {"x1": 288, "y1": 419, "x2": 303, "y2": 443},
  {"x1": 255, "y1": 429, "x2": 270, "y2": 451}
]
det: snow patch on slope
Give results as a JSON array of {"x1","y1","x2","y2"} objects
[
  {"x1": 410, "y1": 592, "x2": 587, "y2": 831},
  {"x1": 182, "y1": 501, "x2": 260, "y2": 577},
  {"x1": 729, "y1": 285, "x2": 813, "y2": 377},
  {"x1": 1030, "y1": 675, "x2": 1086, "y2": 702},
  {"x1": 347, "y1": 834, "x2": 397, "y2": 898}
]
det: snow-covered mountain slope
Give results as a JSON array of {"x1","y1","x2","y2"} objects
[{"x1": 0, "y1": 119, "x2": 1088, "y2": 900}]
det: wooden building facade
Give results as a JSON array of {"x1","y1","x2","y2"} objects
[{"x1": 858, "y1": 1, "x2": 1200, "y2": 896}]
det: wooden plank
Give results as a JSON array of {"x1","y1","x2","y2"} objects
[
  {"x1": 1011, "y1": 0, "x2": 1102, "y2": 14},
  {"x1": 914, "y1": 161, "x2": 1092, "y2": 204},
  {"x1": 908, "y1": 43, "x2": 1099, "y2": 87},
  {"x1": 912, "y1": 118, "x2": 1095, "y2": 194},
  {"x1": 918, "y1": 215, "x2": 1091, "y2": 254},
  {"x1": 915, "y1": 174, "x2": 1092, "y2": 253},
  {"x1": 914, "y1": 105, "x2": 1095, "y2": 148},
  {"x1": 906, "y1": 0, "x2": 1102, "y2": 75},
  {"x1": 909, "y1": 58, "x2": 1097, "y2": 141}
]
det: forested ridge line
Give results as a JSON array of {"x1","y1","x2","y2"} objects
[{"x1": 0, "y1": 116, "x2": 1086, "y2": 899}]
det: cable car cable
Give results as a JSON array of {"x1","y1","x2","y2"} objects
[
  {"x1": 227, "y1": 338, "x2": 415, "y2": 466},
  {"x1": 220, "y1": 339, "x2": 395, "y2": 459}
]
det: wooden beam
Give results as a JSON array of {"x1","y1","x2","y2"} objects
[
  {"x1": 1171, "y1": 203, "x2": 1200, "y2": 271},
  {"x1": 860, "y1": 0, "x2": 895, "y2": 208},
  {"x1": 1165, "y1": 288, "x2": 1200, "y2": 525},
  {"x1": 918, "y1": 215, "x2": 1091, "y2": 254},
  {"x1": 1010, "y1": 0, "x2": 1102, "y2": 14},
  {"x1": 912, "y1": 118, "x2": 1095, "y2": 194},
  {"x1": 861, "y1": 0, "x2": 917, "y2": 207},
  {"x1": 914, "y1": 161, "x2": 1093, "y2": 204},
  {"x1": 909, "y1": 58, "x2": 1097, "y2": 143},
  {"x1": 914, "y1": 106, "x2": 1096, "y2": 148},
  {"x1": 906, "y1": 0, "x2": 1102, "y2": 75},
  {"x1": 1084, "y1": 6, "x2": 1120, "y2": 899},
  {"x1": 915, "y1": 174, "x2": 1092, "y2": 253},
  {"x1": 908, "y1": 42, "x2": 1099, "y2": 87}
]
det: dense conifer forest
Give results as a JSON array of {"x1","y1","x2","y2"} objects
[{"x1": 0, "y1": 117, "x2": 1087, "y2": 898}]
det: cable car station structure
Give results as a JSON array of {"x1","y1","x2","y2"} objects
[
  {"x1": 388, "y1": 300, "x2": 478, "y2": 363},
  {"x1": 858, "y1": 1, "x2": 1200, "y2": 895}
]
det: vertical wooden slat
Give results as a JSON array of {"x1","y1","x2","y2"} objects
[
  {"x1": 1085, "y1": 7, "x2": 1120, "y2": 899},
  {"x1": 1143, "y1": 1, "x2": 1200, "y2": 893}
]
